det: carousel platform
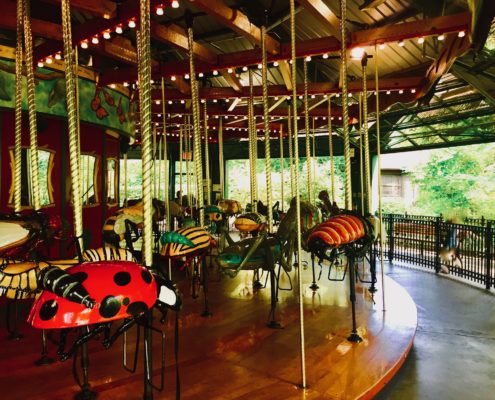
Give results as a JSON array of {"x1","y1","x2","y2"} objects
[{"x1": 0, "y1": 260, "x2": 417, "y2": 400}]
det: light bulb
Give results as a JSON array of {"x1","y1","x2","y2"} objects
[
  {"x1": 418, "y1": 37, "x2": 425, "y2": 44},
  {"x1": 80, "y1": 40, "x2": 89, "y2": 49},
  {"x1": 273, "y1": 61, "x2": 279, "y2": 67},
  {"x1": 45, "y1": 57, "x2": 53, "y2": 64},
  {"x1": 184, "y1": 73, "x2": 190, "y2": 79},
  {"x1": 398, "y1": 40, "x2": 405, "y2": 47},
  {"x1": 379, "y1": 43, "x2": 385, "y2": 50},
  {"x1": 322, "y1": 53, "x2": 329, "y2": 59},
  {"x1": 180, "y1": 99, "x2": 185, "y2": 104},
  {"x1": 386, "y1": 90, "x2": 391, "y2": 95},
  {"x1": 242, "y1": 66, "x2": 248, "y2": 72},
  {"x1": 155, "y1": 100, "x2": 161, "y2": 105},
  {"x1": 198, "y1": 72, "x2": 204, "y2": 78},
  {"x1": 168, "y1": 100, "x2": 173, "y2": 105},
  {"x1": 305, "y1": 55, "x2": 311, "y2": 62},
  {"x1": 156, "y1": 5, "x2": 164, "y2": 15},
  {"x1": 172, "y1": 1, "x2": 179, "y2": 8},
  {"x1": 311, "y1": 94, "x2": 316, "y2": 99},
  {"x1": 55, "y1": 53, "x2": 62, "y2": 60},
  {"x1": 37, "y1": 61, "x2": 44, "y2": 68},
  {"x1": 123, "y1": 82, "x2": 129, "y2": 87},
  {"x1": 115, "y1": 25, "x2": 123, "y2": 34},
  {"x1": 350, "y1": 47, "x2": 365, "y2": 59},
  {"x1": 103, "y1": 30, "x2": 111, "y2": 40},
  {"x1": 458, "y1": 31, "x2": 465, "y2": 38},
  {"x1": 399, "y1": 89, "x2": 404, "y2": 94},
  {"x1": 257, "y1": 64, "x2": 262, "y2": 69},
  {"x1": 411, "y1": 89, "x2": 416, "y2": 94},
  {"x1": 171, "y1": 75, "x2": 176, "y2": 81},
  {"x1": 227, "y1": 68, "x2": 233, "y2": 73},
  {"x1": 128, "y1": 19, "x2": 136, "y2": 29},
  {"x1": 213, "y1": 70, "x2": 218, "y2": 75},
  {"x1": 438, "y1": 34, "x2": 445, "y2": 41}
]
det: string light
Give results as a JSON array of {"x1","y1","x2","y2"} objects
[
  {"x1": 123, "y1": 82, "x2": 129, "y2": 87},
  {"x1": 350, "y1": 47, "x2": 365, "y2": 59},
  {"x1": 168, "y1": 100, "x2": 173, "y2": 105},
  {"x1": 155, "y1": 100, "x2": 161, "y2": 105},
  {"x1": 180, "y1": 99, "x2": 185, "y2": 104},
  {"x1": 198, "y1": 72, "x2": 204, "y2": 78},
  {"x1": 257, "y1": 63, "x2": 262, "y2": 69},
  {"x1": 213, "y1": 99, "x2": 218, "y2": 103},
  {"x1": 103, "y1": 30, "x2": 111, "y2": 40},
  {"x1": 311, "y1": 94, "x2": 316, "y2": 99},
  {"x1": 80, "y1": 40, "x2": 89, "y2": 49},
  {"x1": 37, "y1": 61, "x2": 44, "y2": 68},
  {"x1": 242, "y1": 66, "x2": 248, "y2": 72},
  {"x1": 438, "y1": 34, "x2": 445, "y2": 41},
  {"x1": 227, "y1": 68, "x2": 233, "y2": 73},
  {"x1": 45, "y1": 57, "x2": 53, "y2": 64},
  {"x1": 171, "y1": 75, "x2": 176, "y2": 81},
  {"x1": 398, "y1": 40, "x2": 405, "y2": 47},
  {"x1": 54, "y1": 53, "x2": 62, "y2": 60},
  {"x1": 322, "y1": 53, "x2": 329, "y2": 59},
  {"x1": 418, "y1": 37, "x2": 425, "y2": 44},
  {"x1": 379, "y1": 43, "x2": 385, "y2": 50},
  {"x1": 128, "y1": 19, "x2": 136, "y2": 29},
  {"x1": 115, "y1": 25, "x2": 123, "y2": 34},
  {"x1": 273, "y1": 61, "x2": 279, "y2": 67},
  {"x1": 399, "y1": 89, "x2": 404, "y2": 94},
  {"x1": 386, "y1": 90, "x2": 391, "y2": 95},
  {"x1": 156, "y1": 4, "x2": 164, "y2": 15},
  {"x1": 184, "y1": 73, "x2": 190, "y2": 79},
  {"x1": 172, "y1": 1, "x2": 180, "y2": 9},
  {"x1": 458, "y1": 31, "x2": 466, "y2": 38},
  {"x1": 109, "y1": 83, "x2": 116, "y2": 88},
  {"x1": 305, "y1": 55, "x2": 312, "y2": 62},
  {"x1": 411, "y1": 89, "x2": 416, "y2": 94},
  {"x1": 274, "y1": 96, "x2": 279, "y2": 100},
  {"x1": 213, "y1": 70, "x2": 218, "y2": 75}
]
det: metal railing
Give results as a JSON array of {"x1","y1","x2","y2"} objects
[{"x1": 379, "y1": 214, "x2": 494, "y2": 289}]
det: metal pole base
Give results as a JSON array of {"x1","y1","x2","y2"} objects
[
  {"x1": 267, "y1": 320, "x2": 283, "y2": 329},
  {"x1": 74, "y1": 386, "x2": 96, "y2": 400},
  {"x1": 252, "y1": 280, "x2": 263, "y2": 290},
  {"x1": 34, "y1": 355, "x2": 55, "y2": 366},
  {"x1": 347, "y1": 332, "x2": 363, "y2": 343}
]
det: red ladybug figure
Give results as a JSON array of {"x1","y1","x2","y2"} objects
[{"x1": 28, "y1": 261, "x2": 180, "y2": 330}]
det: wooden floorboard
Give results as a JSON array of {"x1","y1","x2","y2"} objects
[{"x1": 0, "y1": 260, "x2": 417, "y2": 400}]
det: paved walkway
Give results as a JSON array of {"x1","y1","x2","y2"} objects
[{"x1": 375, "y1": 264, "x2": 495, "y2": 400}]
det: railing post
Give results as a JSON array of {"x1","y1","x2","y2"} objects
[
  {"x1": 387, "y1": 214, "x2": 394, "y2": 263},
  {"x1": 485, "y1": 222, "x2": 493, "y2": 290},
  {"x1": 434, "y1": 216, "x2": 442, "y2": 273}
]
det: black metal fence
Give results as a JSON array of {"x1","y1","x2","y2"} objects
[{"x1": 380, "y1": 214, "x2": 494, "y2": 289}]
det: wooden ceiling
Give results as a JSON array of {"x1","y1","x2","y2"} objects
[{"x1": 0, "y1": 0, "x2": 493, "y2": 146}]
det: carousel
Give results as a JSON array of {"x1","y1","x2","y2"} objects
[{"x1": 0, "y1": 0, "x2": 492, "y2": 399}]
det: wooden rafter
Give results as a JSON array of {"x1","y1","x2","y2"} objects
[
  {"x1": 45, "y1": 0, "x2": 117, "y2": 19},
  {"x1": 359, "y1": 0, "x2": 387, "y2": 11},
  {"x1": 297, "y1": 0, "x2": 341, "y2": 40},
  {"x1": 278, "y1": 61, "x2": 293, "y2": 91},
  {"x1": 221, "y1": 71, "x2": 243, "y2": 93},
  {"x1": 151, "y1": 22, "x2": 217, "y2": 64},
  {"x1": 187, "y1": 0, "x2": 280, "y2": 55}
]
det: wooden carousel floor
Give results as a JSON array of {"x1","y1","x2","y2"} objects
[{"x1": 0, "y1": 260, "x2": 417, "y2": 400}]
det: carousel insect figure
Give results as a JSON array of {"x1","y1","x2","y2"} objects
[
  {"x1": 102, "y1": 198, "x2": 166, "y2": 256},
  {"x1": 159, "y1": 226, "x2": 216, "y2": 316},
  {"x1": 217, "y1": 198, "x2": 319, "y2": 327}
]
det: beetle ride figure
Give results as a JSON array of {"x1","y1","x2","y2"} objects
[
  {"x1": 160, "y1": 226, "x2": 216, "y2": 316},
  {"x1": 102, "y1": 199, "x2": 166, "y2": 257},
  {"x1": 217, "y1": 197, "x2": 319, "y2": 328},
  {"x1": 306, "y1": 212, "x2": 377, "y2": 342},
  {"x1": 28, "y1": 260, "x2": 181, "y2": 399}
]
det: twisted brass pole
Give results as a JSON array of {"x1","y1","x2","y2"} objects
[
  {"x1": 261, "y1": 26, "x2": 273, "y2": 233},
  {"x1": 328, "y1": 98, "x2": 335, "y2": 203},
  {"x1": 219, "y1": 117, "x2": 224, "y2": 199},
  {"x1": 23, "y1": 0, "x2": 40, "y2": 210},
  {"x1": 340, "y1": 0, "x2": 352, "y2": 210},
  {"x1": 161, "y1": 78, "x2": 169, "y2": 229},
  {"x1": 61, "y1": 0, "x2": 83, "y2": 250},
  {"x1": 248, "y1": 70, "x2": 258, "y2": 213},
  {"x1": 179, "y1": 123, "x2": 183, "y2": 207},
  {"x1": 279, "y1": 125, "x2": 284, "y2": 211},
  {"x1": 203, "y1": 102, "x2": 211, "y2": 205},
  {"x1": 290, "y1": 0, "x2": 307, "y2": 388},
  {"x1": 13, "y1": 0, "x2": 23, "y2": 213},
  {"x1": 138, "y1": 0, "x2": 153, "y2": 267},
  {"x1": 312, "y1": 117, "x2": 316, "y2": 204},
  {"x1": 303, "y1": 60, "x2": 312, "y2": 204},
  {"x1": 188, "y1": 27, "x2": 204, "y2": 226},
  {"x1": 359, "y1": 93, "x2": 364, "y2": 213},
  {"x1": 362, "y1": 59, "x2": 371, "y2": 214},
  {"x1": 288, "y1": 106, "x2": 294, "y2": 198}
]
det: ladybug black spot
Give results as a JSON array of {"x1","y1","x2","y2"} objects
[
  {"x1": 122, "y1": 297, "x2": 130, "y2": 306},
  {"x1": 113, "y1": 271, "x2": 131, "y2": 286},
  {"x1": 99, "y1": 295, "x2": 121, "y2": 318},
  {"x1": 141, "y1": 269, "x2": 152, "y2": 284},
  {"x1": 40, "y1": 300, "x2": 58, "y2": 321},
  {"x1": 71, "y1": 272, "x2": 88, "y2": 284},
  {"x1": 127, "y1": 301, "x2": 148, "y2": 316}
]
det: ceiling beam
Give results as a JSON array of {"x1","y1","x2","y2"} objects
[
  {"x1": 416, "y1": 33, "x2": 471, "y2": 98},
  {"x1": 359, "y1": 0, "x2": 387, "y2": 11},
  {"x1": 297, "y1": 0, "x2": 341, "y2": 40},
  {"x1": 45, "y1": 0, "x2": 117, "y2": 19},
  {"x1": 278, "y1": 60, "x2": 293, "y2": 91},
  {"x1": 33, "y1": 0, "x2": 165, "y2": 61},
  {"x1": 151, "y1": 22, "x2": 217, "y2": 64},
  {"x1": 221, "y1": 70, "x2": 243, "y2": 93},
  {"x1": 100, "y1": 12, "x2": 470, "y2": 85},
  {"x1": 269, "y1": 96, "x2": 287, "y2": 112},
  {"x1": 228, "y1": 97, "x2": 242, "y2": 112},
  {"x1": 150, "y1": 76, "x2": 422, "y2": 100},
  {"x1": 351, "y1": 12, "x2": 471, "y2": 47},
  {"x1": 1, "y1": 2, "x2": 62, "y2": 41},
  {"x1": 187, "y1": 0, "x2": 280, "y2": 55},
  {"x1": 450, "y1": 65, "x2": 495, "y2": 107}
]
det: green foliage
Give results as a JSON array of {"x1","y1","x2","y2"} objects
[{"x1": 409, "y1": 143, "x2": 495, "y2": 219}]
